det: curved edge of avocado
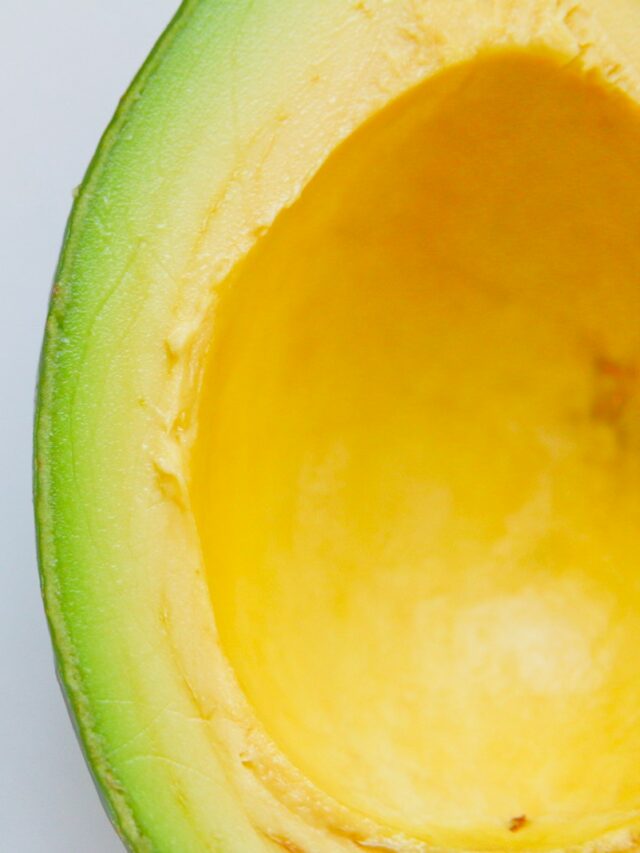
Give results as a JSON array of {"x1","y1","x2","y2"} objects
[{"x1": 33, "y1": 3, "x2": 199, "y2": 849}]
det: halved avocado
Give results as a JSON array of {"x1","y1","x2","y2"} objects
[{"x1": 35, "y1": 2, "x2": 640, "y2": 852}]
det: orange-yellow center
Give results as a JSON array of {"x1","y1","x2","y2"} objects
[{"x1": 192, "y1": 52, "x2": 640, "y2": 849}]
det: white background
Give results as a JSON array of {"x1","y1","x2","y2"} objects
[{"x1": 1, "y1": 2, "x2": 179, "y2": 849}]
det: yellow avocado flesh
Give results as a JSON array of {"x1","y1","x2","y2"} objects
[{"x1": 193, "y1": 51, "x2": 640, "y2": 848}]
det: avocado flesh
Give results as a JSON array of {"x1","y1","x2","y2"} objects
[{"x1": 35, "y1": 2, "x2": 640, "y2": 852}]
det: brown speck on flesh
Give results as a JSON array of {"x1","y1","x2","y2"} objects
[
  {"x1": 509, "y1": 815, "x2": 529, "y2": 833},
  {"x1": 592, "y1": 355, "x2": 637, "y2": 425}
]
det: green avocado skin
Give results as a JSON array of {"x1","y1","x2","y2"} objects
[{"x1": 34, "y1": 5, "x2": 192, "y2": 848}]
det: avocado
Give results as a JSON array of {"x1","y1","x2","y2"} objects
[{"x1": 35, "y1": 2, "x2": 640, "y2": 852}]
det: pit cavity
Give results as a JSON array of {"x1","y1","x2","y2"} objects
[{"x1": 193, "y1": 51, "x2": 640, "y2": 849}]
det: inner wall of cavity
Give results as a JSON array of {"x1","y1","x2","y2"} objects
[{"x1": 192, "y1": 52, "x2": 640, "y2": 847}]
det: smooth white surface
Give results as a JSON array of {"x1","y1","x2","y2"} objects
[{"x1": 0, "y1": 2, "x2": 179, "y2": 849}]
